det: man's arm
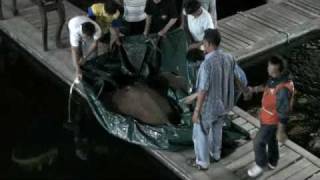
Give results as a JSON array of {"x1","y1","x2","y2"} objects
[
  {"x1": 192, "y1": 90, "x2": 207, "y2": 123},
  {"x1": 144, "y1": 15, "x2": 152, "y2": 36},
  {"x1": 84, "y1": 40, "x2": 98, "y2": 60},
  {"x1": 71, "y1": 46, "x2": 83, "y2": 79},
  {"x1": 183, "y1": 92, "x2": 198, "y2": 104},
  {"x1": 276, "y1": 88, "x2": 290, "y2": 125},
  {"x1": 188, "y1": 42, "x2": 203, "y2": 50},
  {"x1": 158, "y1": 18, "x2": 178, "y2": 36},
  {"x1": 276, "y1": 88, "x2": 291, "y2": 143}
]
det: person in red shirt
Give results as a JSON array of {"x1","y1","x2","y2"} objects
[{"x1": 247, "y1": 56, "x2": 295, "y2": 177}]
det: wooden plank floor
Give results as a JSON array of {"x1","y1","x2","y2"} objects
[{"x1": 1, "y1": 0, "x2": 320, "y2": 180}]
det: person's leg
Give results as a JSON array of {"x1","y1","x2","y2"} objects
[
  {"x1": 209, "y1": 116, "x2": 224, "y2": 160},
  {"x1": 199, "y1": 0, "x2": 210, "y2": 10},
  {"x1": 193, "y1": 123, "x2": 210, "y2": 168},
  {"x1": 267, "y1": 126, "x2": 279, "y2": 167},
  {"x1": 253, "y1": 125, "x2": 275, "y2": 167},
  {"x1": 208, "y1": 0, "x2": 218, "y2": 27}
]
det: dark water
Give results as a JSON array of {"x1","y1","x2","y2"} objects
[
  {"x1": 239, "y1": 37, "x2": 320, "y2": 157},
  {"x1": 0, "y1": 33, "x2": 180, "y2": 180}
]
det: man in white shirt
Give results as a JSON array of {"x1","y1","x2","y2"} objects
[
  {"x1": 184, "y1": 0, "x2": 215, "y2": 50},
  {"x1": 68, "y1": 16, "x2": 102, "y2": 80},
  {"x1": 199, "y1": 0, "x2": 217, "y2": 27}
]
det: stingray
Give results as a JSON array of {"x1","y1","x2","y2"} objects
[
  {"x1": 101, "y1": 81, "x2": 181, "y2": 125},
  {"x1": 82, "y1": 45, "x2": 190, "y2": 126}
]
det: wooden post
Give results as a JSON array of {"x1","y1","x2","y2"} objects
[
  {"x1": 38, "y1": 5, "x2": 48, "y2": 51},
  {"x1": 35, "y1": 0, "x2": 66, "y2": 51},
  {"x1": 12, "y1": 0, "x2": 18, "y2": 16},
  {"x1": 55, "y1": 0, "x2": 65, "y2": 48},
  {"x1": 0, "y1": 0, "x2": 3, "y2": 20}
]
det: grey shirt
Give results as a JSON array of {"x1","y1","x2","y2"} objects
[{"x1": 196, "y1": 49, "x2": 236, "y2": 121}]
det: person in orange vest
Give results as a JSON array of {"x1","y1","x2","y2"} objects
[{"x1": 247, "y1": 56, "x2": 295, "y2": 177}]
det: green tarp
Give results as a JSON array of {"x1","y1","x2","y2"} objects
[
  {"x1": 81, "y1": 29, "x2": 248, "y2": 150},
  {"x1": 82, "y1": 29, "x2": 193, "y2": 150}
]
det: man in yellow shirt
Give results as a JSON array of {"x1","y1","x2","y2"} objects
[{"x1": 88, "y1": 0, "x2": 122, "y2": 48}]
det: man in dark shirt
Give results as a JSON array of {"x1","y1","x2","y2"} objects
[{"x1": 144, "y1": 0, "x2": 179, "y2": 36}]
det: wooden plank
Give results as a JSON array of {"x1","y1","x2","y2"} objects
[
  {"x1": 221, "y1": 142, "x2": 253, "y2": 166},
  {"x1": 308, "y1": 171, "x2": 320, "y2": 180},
  {"x1": 293, "y1": 0, "x2": 320, "y2": 14},
  {"x1": 279, "y1": 2, "x2": 318, "y2": 19},
  {"x1": 232, "y1": 117, "x2": 247, "y2": 126},
  {"x1": 219, "y1": 28, "x2": 252, "y2": 47},
  {"x1": 220, "y1": 33, "x2": 245, "y2": 50},
  {"x1": 231, "y1": 16, "x2": 279, "y2": 36},
  {"x1": 285, "y1": 140, "x2": 320, "y2": 168},
  {"x1": 206, "y1": 167, "x2": 238, "y2": 180},
  {"x1": 304, "y1": 0, "x2": 320, "y2": 6},
  {"x1": 191, "y1": 171, "x2": 212, "y2": 180},
  {"x1": 219, "y1": 23, "x2": 261, "y2": 42},
  {"x1": 244, "y1": 13, "x2": 288, "y2": 33},
  {"x1": 226, "y1": 150, "x2": 255, "y2": 171},
  {"x1": 220, "y1": 44, "x2": 236, "y2": 52},
  {"x1": 285, "y1": 1, "x2": 320, "y2": 18},
  {"x1": 288, "y1": 165, "x2": 320, "y2": 180},
  {"x1": 233, "y1": 146, "x2": 286, "y2": 179},
  {"x1": 264, "y1": 8, "x2": 301, "y2": 25},
  {"x1": 0, "y1": 18, "x2": 74, "y2": 84},
  {"x1": 250, "y1": 10, "x2": 296, "y2": 28},
  {"x1": 266, "y1": 158, "x2": 312, "y2": 180},
  {"x1": 219, "y1": 25, "x2": 254, "y2": 45},
  {"x1": 271, "y1": 5, "x2": 310, "y2": 24},
  {"x1": 147, "y1": 150, "x2": 192, "y2": 180},
  {"x1": 220, "y1": 40, "x2": 240, "y2": 51},
  {"x1": 241, "y1": 122, "x2": 255, "y2": 132},
  {"x1": 223, "y1": 18, "x2": 266, "y2": 39},
  {"x1": 256, "y1": 148, "x2": 301, "y2": 180},
  {"x1": 180, "y1": 148, "x2": 194, "y2": 159},
  {"x1": 233, "y1": 107, "x2": 320, "y2": 168},
  {"x1": 248, "y1": 128, "x2": 259, "y2": 138},
  {"x1": 232, "y1": 107, "x2": 261, "y2": 128},
  {"x1": 234, "y1": 146, "x2": 300, "y2": 180}
]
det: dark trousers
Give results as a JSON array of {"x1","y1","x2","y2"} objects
[
  {"x1": 254, "y1": 124, "x2": 279, "y2": 167},
  {"x1": 123, "y1": 20, "x2": 145, "y2": 36}
]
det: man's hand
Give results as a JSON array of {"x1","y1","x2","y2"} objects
[
  {"x1": 79, "y1": 57, "x2": 86, "y2": 66},
  {"x1": 182, "y1": 93, "x2": 198, "y2": 104},
  {"x1": 277, "y1": 123, "x2": 288, "y2": 143},
  {"x1": 183, "y1": 96, "x2": 195, "y2": 104},
  {"x1": 143, "y1": 31, "x2": 149, "y2": 38},
  {"x1": 192, "y1": 111, "x2": 200, "y2": 124},
  {"x1": 243, "y1": 86, "x2": 253, "y2": 101},
  {"x1": 188, "y1": 43, "x2": 200, "y2": 50},
  {"x1": 158, "y1": 29, "x2": 167, "y2": 37}
]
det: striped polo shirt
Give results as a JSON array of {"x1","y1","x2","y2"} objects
[{"x1": 123, "y1": 0, "x2": 147, "y2": 22}]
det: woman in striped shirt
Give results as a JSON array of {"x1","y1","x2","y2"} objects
[{"x1": 118, "y1": 0, "x2": 147, "y2": 35}]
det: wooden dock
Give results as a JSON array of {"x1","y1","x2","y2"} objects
[
  {"x1": 148, "y1": 107, "x2": 320, "y2": 180},
  {"x1": 1, "y1": 0, "x2": 320, "y2": 179}
]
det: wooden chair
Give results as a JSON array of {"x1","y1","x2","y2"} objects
[
  {"x1": 0, "y1": 0, "x2": 18, "y2": 19},
  {"x1": 0, "y1": 0, "x2": 66, "y2": 51}
]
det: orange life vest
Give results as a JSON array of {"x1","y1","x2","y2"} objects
[{"x1": 260, "y1": 80, "x2": 295, "y2": 125}]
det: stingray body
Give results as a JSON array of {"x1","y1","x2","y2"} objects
[{"x1": 103, "y1": 82, "x2": 181, "y2": 125}]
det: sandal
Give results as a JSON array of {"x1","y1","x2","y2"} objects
[{"x1": 186, "y1": 158, "x2": 209, "y2": 171}]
